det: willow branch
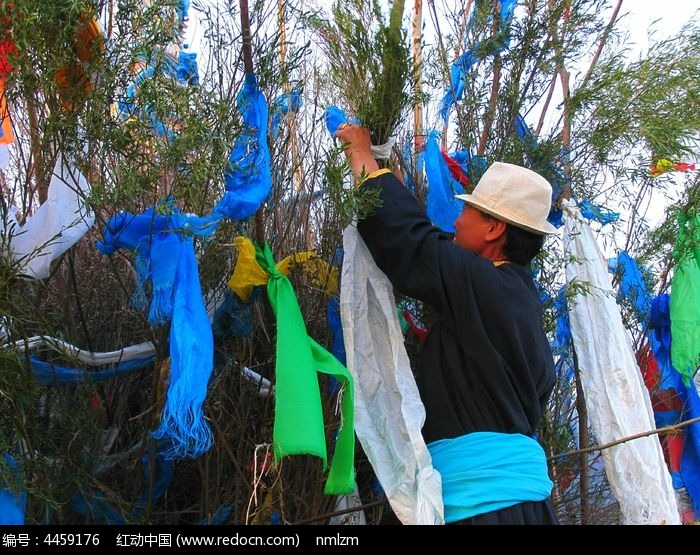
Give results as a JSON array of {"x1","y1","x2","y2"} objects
[
  {"x1": 453, "y1": 0, "x2": 473, "y2": 61},
  {"x1": 428, "y1": 0, "x2": 470, "y2": 153}
]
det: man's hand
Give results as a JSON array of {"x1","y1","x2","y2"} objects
[{"x1": 334, "y1": 123, "x2": 380, "y2": 180}]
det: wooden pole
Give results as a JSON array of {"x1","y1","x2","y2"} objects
[
  {"x1": 548, "y1": 0, "x2": 571, "y2": 195},
  {"x1": 412, "y1": 0, "x2": 423, "y2": 190},
  {"x1": 546, "y1": 0, "x2": 585, "y2": 521},
  {"x1": 476, "y1": 0, "x2": 502, "y2": 156},
  {"x1": 239, "y1": 0, "x2": 254, "y2": 75}
]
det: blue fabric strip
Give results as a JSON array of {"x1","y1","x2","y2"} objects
[
  {"x1": 214, "y1": 72, "x2": 272, "y2": 222},
  {"x1": 439, "y1": 0, "x2": 517, "y2": 123},
  {"x1": 610, "y1": 252, "x2": 653, "y2": 321},
  {"x1": 424, "y1": 131, "x2": 464, "y2": 233},
  {"x1": 324, "y1": 105, "x2": 361, "y2": 136},
  {"x1": 98, "y1": 205, "x2": 214, "y2": 460},
  {"x1": 428, "y1": 432, "x2": 553, "y2": 523}
]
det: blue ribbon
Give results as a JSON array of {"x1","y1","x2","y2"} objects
[
  {"x1": 609, "y1": 251, "x2": 652, "y2": 322},
  {"x1": 324, "y1": 106, "x2": 361, "y2": 136}
]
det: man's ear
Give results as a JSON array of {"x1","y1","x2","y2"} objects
[{"x1": 484, "y1": 219, "x2": 507, "y2": 242}]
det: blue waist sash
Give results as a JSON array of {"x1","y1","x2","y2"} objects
[{"x1": 428, "y1": 432, "x2": 553, "y2": 523}]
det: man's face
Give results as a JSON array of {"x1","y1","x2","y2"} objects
[{"x1": 452, "y1": 204, "x2": 492, "y2": 254}]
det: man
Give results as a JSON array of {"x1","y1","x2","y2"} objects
[{"x1": 336, "y1": 123, "x2": 558, "y2": 525}]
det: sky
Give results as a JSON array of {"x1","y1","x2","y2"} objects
[
  {"x1": 185, "y1": 1, "x2": 700, "y2": 54},
  {"x1": 620, "y1": 0, "x2": 699, "y2": 55}
]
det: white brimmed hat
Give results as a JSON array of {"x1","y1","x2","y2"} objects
[{"x1": 455, "y1": 162, "x2": 557, "y2": 235}]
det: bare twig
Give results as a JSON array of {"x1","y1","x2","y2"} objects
[
  {"x1": 535, "y1": 73, "x2": 558, "y2": 137},
  {"x1": 292, "y1": 498, "x2": 386, "y2": 525},
  {"x1": 578, "y1": 0, "x2": 623, "y2": 92},
  {"x1": 549, "y1": 416, "x2": 700, "y2": 462}
]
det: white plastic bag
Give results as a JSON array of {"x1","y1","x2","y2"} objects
[{"x1": 6, "y1": 153, "x2": 94, "y2": 280}]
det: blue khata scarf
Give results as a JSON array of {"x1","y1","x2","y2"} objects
[
  {"x1": 97, "y1": 207, "x2": 213, "y2": 460},
  {"x1": 428, "y1": 432, "x2": 553, "y2": 522}
]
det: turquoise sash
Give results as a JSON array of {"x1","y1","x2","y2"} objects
[{"x1": 428, "y1": 432, "x2": 553, "y2": 522}]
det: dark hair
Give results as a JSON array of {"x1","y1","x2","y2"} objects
[{"x1": 502, "y1": 224, "x2": 545, "y2": 266}]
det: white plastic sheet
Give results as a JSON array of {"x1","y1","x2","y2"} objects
[
  {"x1": 9, "y1": 335, "x2": 270, "y2": 399},
  {"x1": 10, "y1": 335, "x2": 155, "y2": 365},
  {"x1": 563, "y1": 201, "x2": 679, "y2": 525},
  {"x1": 6, "y1": 154, "x2": 94, "y2": 280},
  {"x1": 340, "y1": 224, "x2": 443, "y2": 525}
]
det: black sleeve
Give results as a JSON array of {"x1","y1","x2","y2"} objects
[{"x1": 357, "y1": 172, "x2": 499, "y2": 328}]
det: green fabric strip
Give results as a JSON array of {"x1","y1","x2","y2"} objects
[
  {"x1": 255, "y1": 242, "x2": 355, "y2": 494},
  {"x1": 670, "y1": 213, "x2": 700, "y2": 386}
]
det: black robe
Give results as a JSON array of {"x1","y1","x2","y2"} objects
[{"x1": 357, "y1": 172, "x2": 558, "y2": 525}]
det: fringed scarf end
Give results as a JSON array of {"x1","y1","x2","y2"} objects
[{"x1": 152, "y1": 409, "x2": 213, "y2": 460}]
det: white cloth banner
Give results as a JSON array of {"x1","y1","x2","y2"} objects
[
  {"x1": 340, "y1": 224, "x2": 443, "y2": 525},
  {"x1": 5, "y1": 154, "x2": 94, "y2": 279},
  {"x1": 563, "y1": 200, "x2": 679, "y2": 525}
]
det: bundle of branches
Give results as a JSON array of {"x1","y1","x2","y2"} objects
[{"x1": 309, "y1": 0, "x2": 413, "y2": 145}]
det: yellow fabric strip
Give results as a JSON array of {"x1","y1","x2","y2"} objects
[
  {"x1": 278, "y1": 253, "x2": 339, "y2": 298},
  {"x1": 228, "y1": 238, "x2": 339, "y2": 301},
  {"x1": 228, "y1": 237, "x2": 270, "y2": 301}
]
